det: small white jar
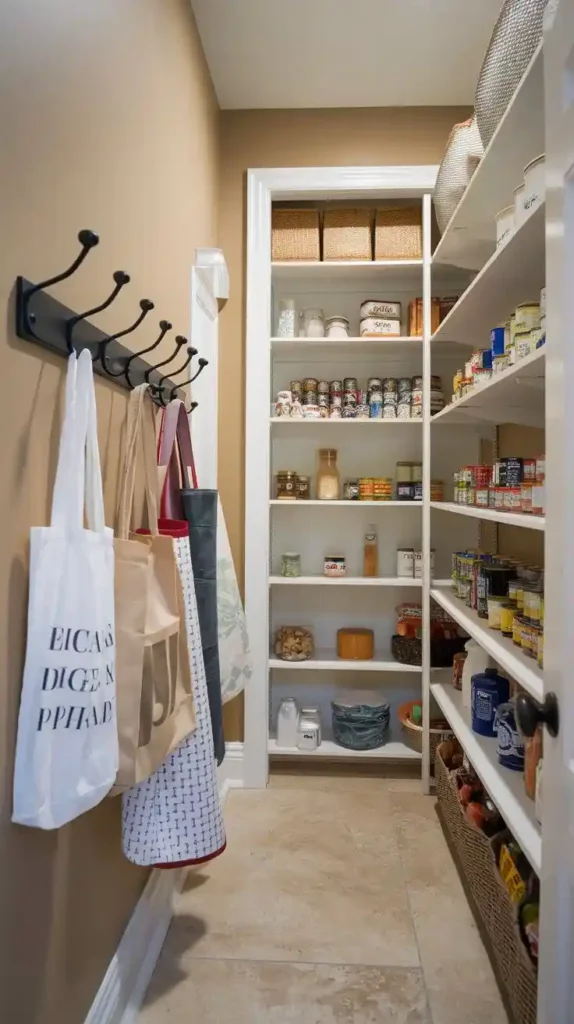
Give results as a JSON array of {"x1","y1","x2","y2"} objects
[
  {"x1": 523, "y1": 154, "x2": 545, "y2": 218},
  {"x1": 495, "y1": 205, "x2": 514, "y2": 248},
  {"x1": 513, "y1": 182, "x2": 526, "y2": 230},
  {"x1": 325, "y1": 316, "x2": 350, "y2": 339}
]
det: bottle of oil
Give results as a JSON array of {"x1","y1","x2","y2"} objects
[{"x1": 363, "y1": 524, "x2": 378, "y2": 577}]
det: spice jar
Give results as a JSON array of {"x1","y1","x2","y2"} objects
[
  {"x1": 276, "y1": 470, "x2": 298, "y2": 500},
  {"x1": 296, "y1": 475, "x2": 310, "y2": 500},
  {"x1": 316, "y1": 448, "x2": 340, "y2": 500},
  {"x1": 274, "y1": 626, "x2": 314, "y2": 661},
  {"x1": 281, "y1": 553, "x2": 301, "y2": 578},
  {"x1": 343, "y1": 480, "x2": 359, "y2": 501}
]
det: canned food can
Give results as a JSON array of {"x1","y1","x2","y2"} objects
[
  {"x1": 382, "y1": 405, "x2": 397, "y2": 419},
  {"x1": 370, "y1": 400, "x2": 383, "y2": 419},
  {"x1": 303, "y1": 378, "x2": 319, "y2": 392},
  {"x1": 343, "y1": 377, "x2": 358, "y2": 392},
  {"x1": 330, "y1": 392, "x2": 342, "y2": 407},
  {"x1": 330, "y1": 379, "x2": 343, "y2": 393},
  {"x1": 397, "y1": 377, "x2": 412, "y2": 393},
  {"x1": 397, "y1": 405, "x2": 412, "y2": 419},
  {"x1": 411, "y1": 376, "x2": 423, "y2": 390},
  {"x1": 341, "y1": 406, "x2": 356, "y2": 418},
  {"x1": 359, "y1": 477, "x2": 374, "y2": 500},
  {"x1": 302, "y1": 391, "x2": 318, "y2": 405},
  {"x1": 396, "y1": 548, "x2": 415, "y2": 577},
  {"x1": 317, "y1": 380, "x2": 330, "y2": 394},
  {"x1": 329, "y1": 406, "x2": 342, "y2": 419},
  {"x1": 367, "y1": 377, "x2": 383, "y2": 393},
  {"x1": 356, "y1": 404, "x2": 370, "y2": 419},
  {"x1": 383, "y1": 378, "x2": 397, "y2": 393},
  {"x1": 343, "y1": 480, "x2": 359, "y2": 500}
]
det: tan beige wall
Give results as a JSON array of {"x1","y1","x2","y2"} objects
[
  {"x1": 0, "y1": 2, "x2": 218, "y2": 1021},
  {"x1": 218, "y1": 106, "x2": 471, "y2": 739}
]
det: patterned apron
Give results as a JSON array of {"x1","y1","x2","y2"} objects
[{"x1": 121, "y1": 522, "x2": 226, "y2": 867}]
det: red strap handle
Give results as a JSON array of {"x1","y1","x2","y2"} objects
[{"x1": 157, "y1": 401, "x2": 198, "y2": 519}]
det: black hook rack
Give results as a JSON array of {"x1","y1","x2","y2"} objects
[{"x1": 15, "y1": 229, "x2": 207, "y2": 406}]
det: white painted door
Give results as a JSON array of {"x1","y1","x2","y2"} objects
[{"x1": 535, "y1": 3, "x2": 574, "y2": 1020}]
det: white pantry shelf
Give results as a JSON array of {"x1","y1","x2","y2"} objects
[
  {"x1": 272, "y1": 259, "x2": 423, "y2": 282},
  {"x1": 270, "y1": 500, "x2": 422, "y2": 508},
  {"x1": 269, "y1": 649, "x2": 422, "y2": 673},
  {"x1": 433, "y1": 43, "x2": 544, "y2": 271},
  {"x1": 268, "y1": 738, "x2": 421, "y2": 761},
  {"x1": 270, "y1": 417, "x2": 421, "y2": 427},
  {"x1": 269, "y1": 575, "x2": 422, "y2": 587},
  {"x1": 432, "y1": 204, "x2": 545, "y2": 349},
  {"x1": 431, "y1": 682, "x2": 541, "y2": 873},
  {"x1": 430, "y1": 502, "x2": 545, "y2": 532},
  {"x1": 431, "y1": 347, "x2": 545, "y2": 428},
  {"x1": 430, "y1": 585, "x2": 543, "y2": 703}
]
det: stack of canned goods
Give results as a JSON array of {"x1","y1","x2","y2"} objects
[
  {"x1": 274, "y1": 373, "x2": 443, "y2": 420},
  {"x1": 451, "y1": 552, "x2": 544, "y2": 667},
  {"x1": 453, "y1": 456, "x2": 545, "y2": 515}
]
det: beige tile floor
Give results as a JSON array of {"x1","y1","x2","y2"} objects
[{"x1": 140, "y1": 771, "x2": 509, "y2": 1024}]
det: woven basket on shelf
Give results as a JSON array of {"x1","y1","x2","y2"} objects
[
  {"x1": 375, "y1": 206, "x2": 422, "y2": 260},
  {"x1": 271, "y1": 208, "x2": 320, "y2": 261},
  {"x1": 397, "y1": 700, "x2": 452, "y2": 762},
  {"x1": 435, "y1": 745, "x2": 538, "y2": 1024},
  {"x1": 391, "y1": 634, "x2": 467, "y2": 668},
  {"x1": 323, "y1": 208, "x2": 372, "y2": 261}
]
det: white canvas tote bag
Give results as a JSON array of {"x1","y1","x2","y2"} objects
[{"x1": 12, "y1": 349, "x2": 118, "y2": 829}]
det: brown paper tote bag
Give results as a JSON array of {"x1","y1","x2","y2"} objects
[{"x1": 111, "y1": 386, "x2": 195, "y2": 793}]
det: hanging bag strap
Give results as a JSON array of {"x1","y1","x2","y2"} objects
[
  {"x1": 117, "y1": 385, "x2": 160, "y2": 539},
  {"x1": 157, "y1": 400, "x2": 198, "y2": 519}
]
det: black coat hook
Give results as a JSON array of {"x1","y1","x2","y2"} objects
[
  {"x1": 144, "y1": 336, "x2": 192, "y2": 383},
  {"x1": 124, "y1": 319, "x2": 172, "y2": 388},
  {"x1": 168, "y1": 358, "x2": 208, "y2": 402},
  {"x1": 66, "y1": 270, "x2": 130, "y2": 354},
  {"x1": 99, "y1": 298, "x2": 155, "y2": 373},
  {"x1": 25, "y1": 229, "x2": 99, "y2": 306},
  {"x1": 153, "y1": 347, "x2": 195, "y2": 405}
]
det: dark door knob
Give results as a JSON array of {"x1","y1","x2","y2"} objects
[{"x1": 516, "y1": 692, "x2": 559, "y2": 738}]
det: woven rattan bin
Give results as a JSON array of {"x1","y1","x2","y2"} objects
[
  {"x1": 375, "y1": 206, "x2": 422, "y2": 260},
  {"x1": 435, "y1": 745, "x2": 538, "y2": 1024},
  {"x1": 271, "y1": 208, "x2": 320, "y2": 261},
  {"x1": 323, "y1": 208, "x2": 372, "y2": 261}
]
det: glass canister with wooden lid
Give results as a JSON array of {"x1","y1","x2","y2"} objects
[{"x1": 317, "y1": 448, "x2": 341, "y2": 500}]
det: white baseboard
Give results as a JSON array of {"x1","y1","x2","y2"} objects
[{"x1": 85, "y1": 743, "x2": 244, "y2": 1024}]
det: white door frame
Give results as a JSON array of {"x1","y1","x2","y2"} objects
[
  {"x1": 538, "y1": 4, "x2": 574, "y2": 1021},
  {"x1": 244, "y1": 165, "x2": 438, "y2": 789}
]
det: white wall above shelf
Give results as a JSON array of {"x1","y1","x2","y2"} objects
[
  {"x1": 431, "y1": 682, "x2": 541, "y2": 873},
  {"x1": 432, "y1": 204, "x2": 545, "y2": 348},
  {"x1": 432, "y1": 43, "x2": 544, "y2": 271},
  {"x1": 430, "y1": 585, "x2": 543, "y2": 703},
  {"x1": 269, "y1": 575, "x2": 422, "y2": 587},
  {"x1": 430, "y1": 502, "x2": 545, "y2": 532},
  {"x1": 268, "y1": 738, "x2": 421, "y2": 761},
  {"x1": 431, "y1": 347, "x2": 545, "y2": 428}
]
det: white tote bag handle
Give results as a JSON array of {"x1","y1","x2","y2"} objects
[{"x1": 50, "y1": 350, "x2": 105, "y2": 534}]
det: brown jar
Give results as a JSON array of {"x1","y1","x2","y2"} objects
[{"x1": 276, "y1": 470, "x2": 298, "y2": 500}]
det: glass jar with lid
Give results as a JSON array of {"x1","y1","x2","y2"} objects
[
  {"x1": 276, "y1": 470, "x2": 298, "y2": 500},
  {"x1": 316, "y1": 449, "x2": 340, "y2": 500},
  {"x1": 302, "y1": 307, "x2": 325, "y2": 338}
]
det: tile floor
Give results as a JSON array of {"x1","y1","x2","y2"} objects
[{"x1": 140, "y1": 771, "x2": 509, "y2": 1024}]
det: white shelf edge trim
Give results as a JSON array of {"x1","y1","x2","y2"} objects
[
  {"x1": 269, "y1": 652, "x2": 422, "y2": 673},
  {"x1": 268, "y1": 738, "x2": 421, "y2": 760},
  {"x1": 269, "y1": 499, "x2": 423, "y2": 507},
  {"x1": 430, "y1": 502, "x2": 546, "y2": 532},
  {"x1": 269, "y1": 575, "x2": 422, "y2": 587},
  {"x1": 431, "y1": 683, "x2": 541, "y2": 874},
  {"x1": 430, "y1": 586, "x2": 543, "y2": 702}
]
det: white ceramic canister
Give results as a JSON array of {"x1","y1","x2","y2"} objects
[
  {"x1": 325, "y1": 316, "x2": 350, "y2": 339},
  {"x1": 523, "y1": 154, "x2": 545, "y2": 217},
  {"x1": 276, "y1": 698, "x2": 299, "y2": 747},
  {"x1": 396, "y1": 548, "x2": 414, "y2": 578},
  {"x1": 360, "y1": 299, "x2": 401, "y2": 320},
  {"x1": 495, "y1": 205, "x2": 514, "y2": 248},
  {"x1": 297, "y1": 708, "x2": 321, "y2": 750},
  {"x1": 461, "y1": 639, "x2": 495, "y2": 710},
  {"x1": 513, "y1": 182, "x2": 526, "y2": 230},
  {"x1": 360, "y1": 316, "x2": 401, "y2": 337}
]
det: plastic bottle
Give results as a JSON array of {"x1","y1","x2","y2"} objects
[{"x1": 363, "y1": 524, "x2": 378, "y2": 577}]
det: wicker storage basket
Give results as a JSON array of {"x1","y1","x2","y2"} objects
[
  {"x1": 398, "y1": 700, "x2": 452, "y2": 762},
  {"x1": 272, "y1": 208, "x2": 320, "y2": 262},
  {"x1": 323, "y1": 208, "x2": 372, "y2": 261},
  {"x1": 435, "y1": 745, "x2": 538, "y2": 1024},
  {"x1": 375, "y1": 206, "x2": 422, "y2": 260}
]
